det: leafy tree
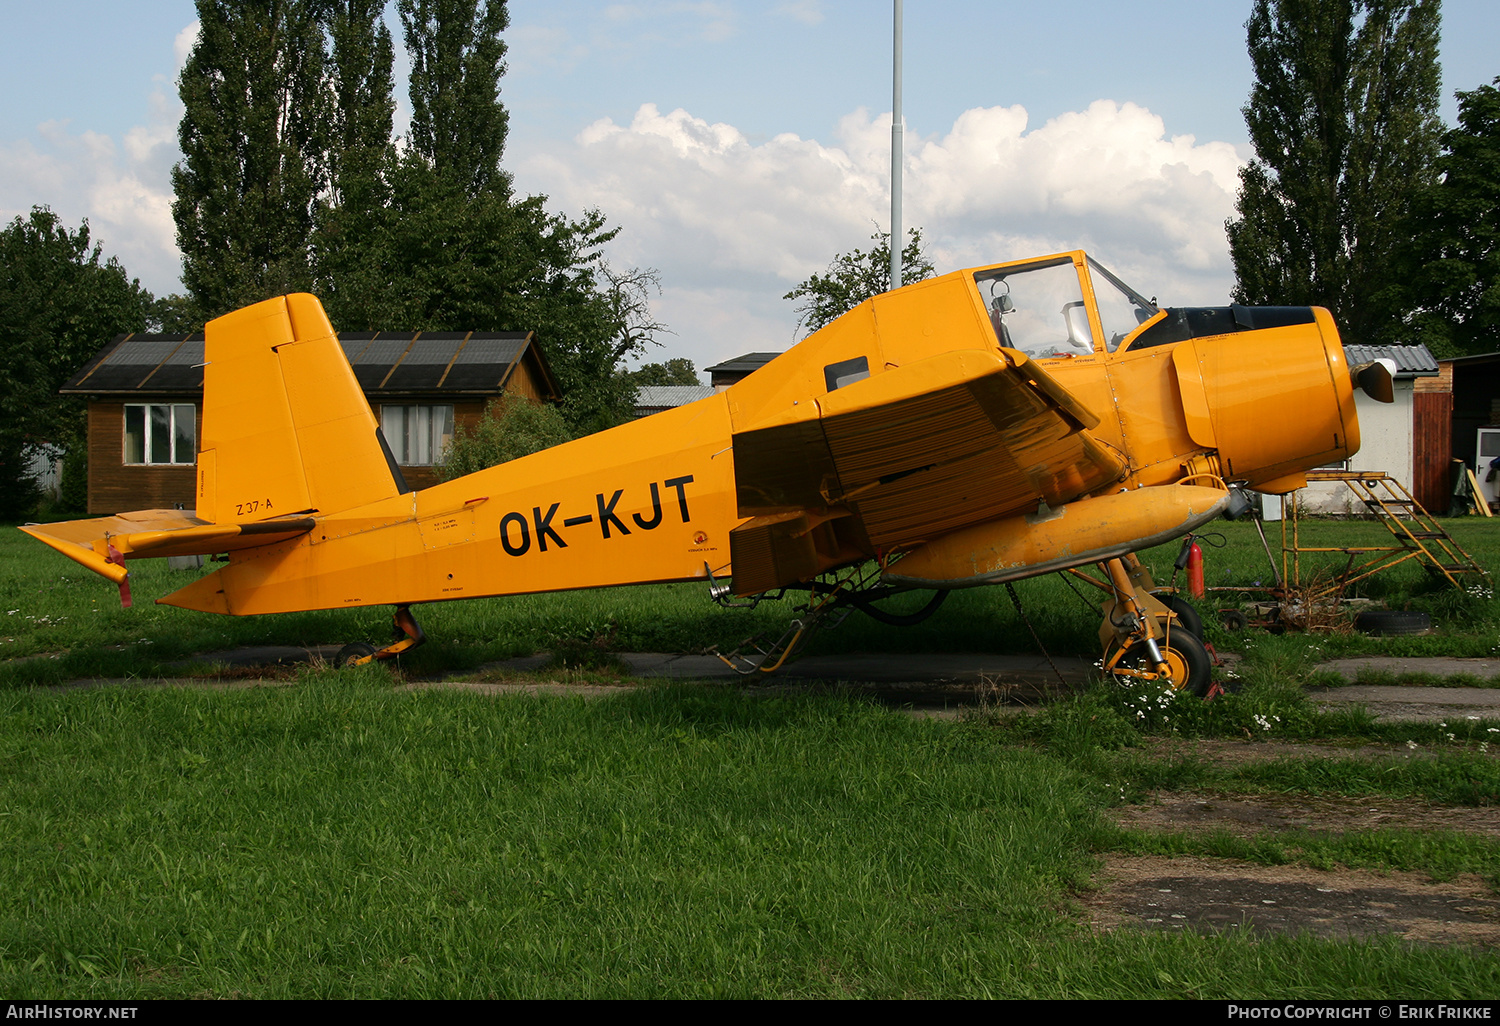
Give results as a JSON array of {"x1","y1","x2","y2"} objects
[
  {"x1": 0, "y1": 209, "x2": 153, "y2": 519},
  {"x1": 439, "y1": 395, "x2": 574, "y2": 480},
  {"x1": 173, "y1": 0, "x2": 330, "y2": 319},
  {"x1": 628, "y1": 358, "x2": 701, "y2": 386},
  {"x1": 148, "y1": 293, "x2": 204, "y2": 334},
  {"x1": 1396, "y1": 78, "x2": 1500, "y2": 356},
  {"x1": 1225, "y1": 0, "x2": 1443, "y2": 344},
  {"x1": 325, "y1": 0, "x2": 663, "y2": 432},
  {"x1": 784, "y1": 228, "x2": 935, "y2": 338}
]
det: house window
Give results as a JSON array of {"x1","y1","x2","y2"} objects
[
  {"x1": 381, "y1": 405, "x2": 454, "y2": 466},
  {"x1": 123, "y1": 404, "x2": 196, "y2": 465}
]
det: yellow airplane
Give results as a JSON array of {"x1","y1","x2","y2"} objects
[{"x1": 22, "y1": 250, "x2": 1391, "y2": 694}]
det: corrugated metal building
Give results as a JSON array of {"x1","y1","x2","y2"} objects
[{"x1": 1299, "y1": 344, "x2": 1445, "y2": 513}]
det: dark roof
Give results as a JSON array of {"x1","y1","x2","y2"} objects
[
  {"x1": 62, "y1": 331, "x2": 557, "y2": 398},
  {"x1": 704, "y1": 352, "x2": 782, "y2": 376},
  {"x1": 1443, "y1": 350, "x2": 1500, "y2": 365},
  {"x1": 1344, "y1": 344, "x2": 1439, "y2": 377}
]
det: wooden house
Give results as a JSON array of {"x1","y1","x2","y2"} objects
[{"x1": 62, "y1": 330, "x2": 560, "y2": 514}]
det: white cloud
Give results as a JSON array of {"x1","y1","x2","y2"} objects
[
  {"x1": 174, "y1": 20, "x2": 200, "y2": 71},
  {"x1": 0, "y1": 122, "x2": 180, "y2": 295},
  {"x1": 774, "y1": 1, "x2": 825, "y2": 26},
  {"x1": 0, "y1": 25, "x2": 193, "y2": 297},
  {"x1": 515, "y1": 99, "x2": 1246, "y2": 368}
]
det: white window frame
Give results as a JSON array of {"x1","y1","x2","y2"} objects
[
  {"x1": 380, "y1": 405, "x2": 455, "y2": 466},
  {"x1": 123, "y1": 403, "x2": 197, "y2": 466}
]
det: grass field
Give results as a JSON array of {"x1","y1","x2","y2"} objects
[{"x1": 3, "y1": 516, "x2": 1500, "y2": 997}]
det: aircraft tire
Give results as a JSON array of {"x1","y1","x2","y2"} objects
[
  {"x1": 337, "y1": 641, "x2": 378, "y2": 668},
  {"x1": 1112, "y1": 631, "x2": 1213, "y2": 697},
  {"x1": 1151, "y1": 592, "x2": 1204, "y2": 638}
]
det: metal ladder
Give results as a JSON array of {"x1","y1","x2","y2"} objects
[{"x1": 1286, "y1": 471, "x2": 1489, "y2": 599}]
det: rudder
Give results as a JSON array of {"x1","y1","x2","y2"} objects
[{"x1": 196, "y1": 294, "x2": 404, "y2": 523}]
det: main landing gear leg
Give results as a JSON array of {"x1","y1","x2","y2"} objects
[
  {"x1": 337, "y1": 604, "x2": 427, "y2": 668},
  {"x1": 1094, "y1": 555, "x2": 1212, "y2": 696}
]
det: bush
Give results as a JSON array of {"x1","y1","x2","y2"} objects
[
  {"x1": 57, "y1": 444, "x2": 88, "y2": 514},
  {"x1": 438, "y1": 396, "x2": 575, "y2": 480}
]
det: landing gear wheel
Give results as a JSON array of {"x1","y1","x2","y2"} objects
[
  {"x1": 1111, "y1": 630, "x2": 1213, "y2": 697},
  {"x1": 336, "y1": 642, "x2": 378, "y2": 668},
  {"x1": 1151, "y1": 592, "x2": 1204, "y2": 637}
]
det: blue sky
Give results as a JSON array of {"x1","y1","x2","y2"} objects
[{"x1": 2, "y1": 1, "x2": 1495, "y2": 369}]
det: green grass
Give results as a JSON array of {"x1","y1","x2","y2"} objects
[
  {"x1": 2, "y1": 678, "x2": 1497, "y2": 999},
  {"x1": 7, "y1": 518, "x2": 1500, "y2": 996},
  {"x1": 0, "y1": 679, "x2": 1101, "y2": 998},
  {"x1": 1106, "y1": 825, "x2": 1500, "y2": 884}
]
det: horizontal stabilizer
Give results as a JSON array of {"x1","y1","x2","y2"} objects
[{"x1": 20, "y1": 510, "x2": 315, "y2": 587}]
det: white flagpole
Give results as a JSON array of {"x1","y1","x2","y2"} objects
[{"x1": 890, "y1": 0, "x2": 903, "y2": 292}]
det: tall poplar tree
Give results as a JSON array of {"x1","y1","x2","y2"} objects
[
  {"x1": 169, "y1": 0, "x2": 665, "y2": 430},
  {"x1": 1225, "y1": 0, "x2": 1442, "y2": 344},
  {"x1": 374, "y1": 0, "x2": 659, "y2": 431},
  {"x1": 314, "y1": 0, "x2": 398, "y2": 329},
  {"x1": 172, "y1": 0, "x2": 330, "y2": 319},
  {"x1": 399, "y1": 0, "x2": 512, "y2": 197}
]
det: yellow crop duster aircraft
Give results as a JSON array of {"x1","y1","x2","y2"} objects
[{"x1": 22, "y1": 251, "x2": 1391, "y2": 694}]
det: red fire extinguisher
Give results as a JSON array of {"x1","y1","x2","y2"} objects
[
  {"x1": 1187, "y1": 539, "x2": 1205, "y2": 600},
  {"x1": 1175, "y1": 533, "x2": 1206, "y2": 601}
]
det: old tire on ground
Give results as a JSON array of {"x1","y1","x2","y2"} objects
[
  {"x1": 336, "y1": 641, "x2": 378, "y2": 667},
  {"x1": 1220, "y1": 609, "x2": 1250, "y2": 631},
  {"x1": 1353, "y1": 610, "x2": 1432, "y2": 636},
  {"x1": 1112, "y1": 630, "x2": 1214, "y2": 697},
  {"x1": 1152, "y1": 592, "x2": 1205, "y2": 638}
]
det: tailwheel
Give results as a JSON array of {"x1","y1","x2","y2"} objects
[
  {"x1": 1109, "y1": 631, "x2": 1213, "y2": 697},
  {"x1": 335, "y1": 605, "x2": 427, "y2": 669},
  {"x1": 336, "y1": 641, "x2": 378, "y2": 668}
]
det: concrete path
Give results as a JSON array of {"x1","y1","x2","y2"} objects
[
  {"x1": 139, "y1": 647, "x2": 1500, "y2": 723},
  {"x1": 490, "y1": 651, "x2": 1096, "y2": 686}
]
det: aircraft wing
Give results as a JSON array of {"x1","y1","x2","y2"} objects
[{"x1": 729, "y1": 349, "x2": 1125, "y2": 593}]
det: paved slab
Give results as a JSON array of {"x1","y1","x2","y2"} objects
[
  {"x1": 1308, "y1": 685, "x2": 1500, "y2": 722},
  {"x1": 1314, "y1": 656, "x2": 1500, "y2": 682}
]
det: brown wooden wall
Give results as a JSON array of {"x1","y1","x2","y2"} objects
[
  {"x1": 505, "y1": 358, "x2": 546, "y2": 402},
  {"x1": 1412, "y1": 390, "x2": 1454, "y2": 512},
  {"x1": 87, "y1": 401, "x2": 199, "y2": 514},
  {"x1": 89, "y1": 391, "x2": 538, "y2": 512}
]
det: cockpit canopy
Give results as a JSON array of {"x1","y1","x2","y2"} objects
[{"x1": 975, "y1": 255, "x2": 1156, "y2": 360}]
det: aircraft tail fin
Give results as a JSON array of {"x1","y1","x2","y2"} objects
[{"x1": 196, "y1": 294, "x2": 405, "y2": 524}]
